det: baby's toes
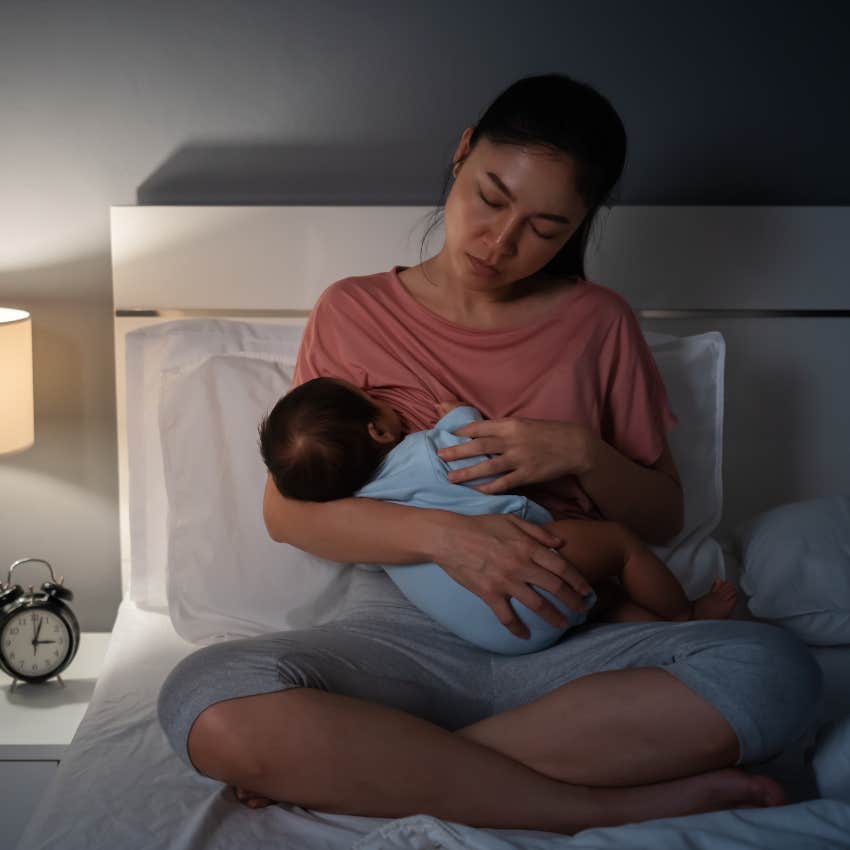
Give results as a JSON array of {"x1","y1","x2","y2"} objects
[{"x1": 233, "y1": 786, "x2": 273, "y2": 808}]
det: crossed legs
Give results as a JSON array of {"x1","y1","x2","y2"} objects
[
  {"x1": 188, "y1": 667, "x2": 784, "y2": 832},
  {"x1": 167, "y1": 576, "x2": 820, "y2": 832}
]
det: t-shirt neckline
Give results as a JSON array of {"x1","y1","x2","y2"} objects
[{"x1": 388, "y1": 265, "x2": 586, "y2": 336}]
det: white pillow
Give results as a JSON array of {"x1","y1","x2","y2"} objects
[
  {"x1": 644, "y1": 331, "x2": 726, "y2": 597},
  {"x1": 736, "y1": 496, "x2": 850, "y2": 645},
  {"x1": 146, "y1": 322, "x2": 725, "y2": 643},
  {"x1": 124, "y1": 319, "x2": 304, "y2": 611},
  {"x1": 159, "y1": 352, "x2": 357, "y2": 644}
]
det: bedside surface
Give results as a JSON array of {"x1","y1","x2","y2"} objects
[{"x1": 0, "y1": 632, "x2": 111, "y2": 759}]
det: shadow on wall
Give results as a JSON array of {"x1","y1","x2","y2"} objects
[{"x1": 137, "y1": 141, "x2": 458, "y2": 206}]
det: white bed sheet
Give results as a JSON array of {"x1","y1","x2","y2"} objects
[{"x1": 16, "y1": 592, "x2": 850, "y2": 850}]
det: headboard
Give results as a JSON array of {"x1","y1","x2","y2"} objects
[{"x1": 111, "y1": 205, "x2": 850, "y2": 599}]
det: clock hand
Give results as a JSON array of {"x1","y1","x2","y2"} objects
[{"x1": 35, "y1": 619, "x2": 43, "y2": 641}]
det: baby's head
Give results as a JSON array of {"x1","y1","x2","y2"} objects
[{"x1": 258, "y1": 377, "x2": 404, "y2": 502}]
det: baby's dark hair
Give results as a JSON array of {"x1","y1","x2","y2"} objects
[{"x1": 258, "y1": 377, "x2": 392, "y2": 502}]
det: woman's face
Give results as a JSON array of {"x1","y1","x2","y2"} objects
[{"x1": 440, "y1": 128, "x2": 590, "y2": 289}]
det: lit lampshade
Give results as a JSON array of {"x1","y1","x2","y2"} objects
[{"x1": 0, "y1": 308, "x2": 34, "y2": 454}]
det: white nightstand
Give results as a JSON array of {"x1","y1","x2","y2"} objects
[{"x1": 0, "y1": 632, "x2": 111, "y2": 850}]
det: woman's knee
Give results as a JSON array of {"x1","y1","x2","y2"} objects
[
  {"x1": 680, "y1": 621, "x2": 822, "y2": 763},
  {"x1": 187, "y1": 688, "x2": 320, "y2": 784},
  {"x1": 156, "y1": 637, "x2": 290, "y2": 774},
  {"x1": 157, "y1": 632, "x2": 339, "y2": 776},
  {"x1": 754, "y1": 623, "x2": 823, "y2": 730}
]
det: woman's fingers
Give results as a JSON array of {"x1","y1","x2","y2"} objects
[
  {"x1": 531, "y1": 546, "x2": 593, "y2": 597},
  {"x1": 507, "y1": 515, "x2": 562, "y2": 548},
  {"x1": 437, "y1": 514, "x2": 592, "y2": 637},
  {"x1": 488, "y1": 597, "x2": 532, "y2": 639},
  {"x1": 439, "y1": 436, "x2": 502, "y2": 462}
]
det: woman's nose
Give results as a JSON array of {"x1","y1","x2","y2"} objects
[{"x1": 490, "y1": 216, "x2": 520, "y2": 257}]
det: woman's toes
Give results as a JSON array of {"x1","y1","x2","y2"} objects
[{"x1": 749, "y1": 775, "x2": 788, "y2": 807}]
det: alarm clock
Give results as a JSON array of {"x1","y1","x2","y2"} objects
[{"x1": 0, "y1": 558, "x2": 80, "y2": 685}]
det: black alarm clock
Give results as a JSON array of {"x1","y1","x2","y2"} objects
[{"x1": 0, "y1": 558, "x2": 80, "y2": 685}]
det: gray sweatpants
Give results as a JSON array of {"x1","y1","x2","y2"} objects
[{"x1": 157, "y1": 568, "x2": 822, "y2": 775}]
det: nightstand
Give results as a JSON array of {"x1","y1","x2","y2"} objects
[{"x1": 0, "y1": 632, "x2": 111, "y2": 850}]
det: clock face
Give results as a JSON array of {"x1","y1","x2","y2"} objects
[{"x1": 1, "y1": 609, "x2": 70, "y2": 678}]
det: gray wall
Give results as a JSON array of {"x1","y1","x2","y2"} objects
[{"x1": 1, "y1": 0, "x2": 848, "y2": 631}]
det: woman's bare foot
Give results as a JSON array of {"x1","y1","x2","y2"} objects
[
  {"x1": 586, "y1": 767, "x2": 787, "y2": 831},
  {"x1": 691, "y1": 579, "x2": 738, "y2": 620},
  {"x1": 231, "y1": 784, "x2": 275, "y2": 809},
  {"x1": 228, "y1": 768, "x2": 784, "y2": 827}
]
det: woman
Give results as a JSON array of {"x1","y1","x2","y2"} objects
[{"x1": 157, "y1": 73, "x2": 821, "y2": 834}]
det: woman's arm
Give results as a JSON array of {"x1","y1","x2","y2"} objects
[
  {"x1": 262, "y1": 473, "x2": 593, "y2": 636},
  {"x1": 579, "y1": 435, "x2": 684, "y2": 546},
  {"x1": 436, "y1": 420, "x2": 684, "y2": 546},
  {"x1": 263, "y1": 472, "x2": 441, "y2": 563}
]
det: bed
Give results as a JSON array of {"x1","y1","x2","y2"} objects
[{"x1": 17, "y1": 205, "x2": 850, "y2": 850}]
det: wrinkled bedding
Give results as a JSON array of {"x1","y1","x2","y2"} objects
[{"x1": 17, "y1": 597, "x2": 850, "y2": 850}]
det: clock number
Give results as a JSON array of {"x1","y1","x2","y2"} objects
[{"x1": 10, "y1": 627, "x2": 18, "y2": 635}]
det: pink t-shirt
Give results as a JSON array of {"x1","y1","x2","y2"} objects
[{"x1": 292, "y1": 266, "x2": 678, "y2": 520}]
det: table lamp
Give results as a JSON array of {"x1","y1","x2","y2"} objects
[{"x1": 0, "y1": 309, "x2": 34, "y2": 455}]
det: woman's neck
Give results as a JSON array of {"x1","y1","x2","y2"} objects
[{"x1": 414, "y1": 257, "x2": 518, "y2": 323}]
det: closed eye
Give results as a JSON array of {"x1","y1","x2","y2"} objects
[{"x1": 478, "y1": 192, "x2": 557, "y2": 240}]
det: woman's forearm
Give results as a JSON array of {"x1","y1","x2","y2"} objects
[
  {"x1": 577, "y1": 435, "x2": 684, "y2": 546},
  {"x1": 262, "y1": 474, "x2": 451, "y2": 564}
]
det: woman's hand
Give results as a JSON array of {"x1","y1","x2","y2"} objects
[
  {"x1": 431, "y1": 513, "x2": 594, "y2": 638},
  {"x1": 436, "y1": 417, "x2": 597, "y2": 494}
]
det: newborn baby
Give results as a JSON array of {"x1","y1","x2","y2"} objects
[{"x1": 258, "y1": 377, "x2": 736, "y2": 655}]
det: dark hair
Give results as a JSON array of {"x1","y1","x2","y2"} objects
[
  {"x1": 420, "y1": 72, "x2": 627, "y2": 282},
  {"x1": 258, "y1": 377, "x2": 392, "y2": 502}
]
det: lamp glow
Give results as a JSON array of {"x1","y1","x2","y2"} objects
[{"x1": 0, "y1": 308, "x2": 34, "y2": 454}]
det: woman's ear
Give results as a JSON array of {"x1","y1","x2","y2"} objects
[{"x1": 451, "y1": 127, "x2": 474, "y2": 177}]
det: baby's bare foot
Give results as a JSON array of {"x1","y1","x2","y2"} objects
[
  {"x1": 692, "y1": 579, "x2": 738, "y2": 620},
  {"x1": 231, "y1": 784, "x2": 274, "y2": 809}
]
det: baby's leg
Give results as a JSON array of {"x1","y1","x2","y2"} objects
[{"x1": 543, "y1": 519, "x2": 692, "y2": 622}]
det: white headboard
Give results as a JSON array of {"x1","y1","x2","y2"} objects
[{"x1": 111, "y1": 205, "x2": 850, "y2": 598}]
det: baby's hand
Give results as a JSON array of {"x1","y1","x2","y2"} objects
[{"x1": 435, "y1": 400, "x2": 465, "y2": 417}]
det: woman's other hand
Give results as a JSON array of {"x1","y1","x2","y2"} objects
[
  {"x1": 432, "y1": 513, "x2": 593, "y2": 638},
  {"x1": 436, "y1": 417, "x2": 596, "y2": 494}
]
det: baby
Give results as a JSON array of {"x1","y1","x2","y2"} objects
[{"x1": 258, "y1": 377, "x2": 737, "y2": 654}]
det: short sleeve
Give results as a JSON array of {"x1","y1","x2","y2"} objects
[
  {"x1": 598, "y1": 304, "x2": 679, "y2": 467},
  {"x1": 291, "y1": 285, "x2": 369, "y2": 390}
]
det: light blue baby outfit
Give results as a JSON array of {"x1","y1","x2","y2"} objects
[{"x1": 354, "y1": 405, "x2": 597, "y2": 654}]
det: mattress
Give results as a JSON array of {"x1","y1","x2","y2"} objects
[{"x1": 16, "y1": 593, "x2": 850, "y2": 850}]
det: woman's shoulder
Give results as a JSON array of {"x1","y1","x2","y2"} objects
[
  {"x1": 572, "y1": 277, "x2": 635, "y2": 316},
  {"x1": 317, "y1": 268, "x2": 396, "y2": 306}
]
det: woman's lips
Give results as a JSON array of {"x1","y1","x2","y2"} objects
[{"x1": 467, "y1": 254, "x2": 499, "y2": 276}]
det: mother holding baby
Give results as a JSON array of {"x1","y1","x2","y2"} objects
[{"x1": 157, "y1": 73, "x2": 821, "y2": 833}]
